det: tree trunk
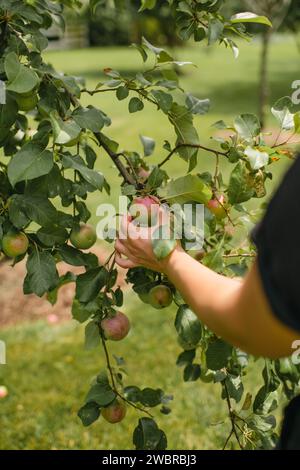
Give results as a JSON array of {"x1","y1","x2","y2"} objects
[{"x1": 259, "y1": 28, "x2": 272, "y2": 128}]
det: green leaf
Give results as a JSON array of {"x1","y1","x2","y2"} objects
[
  {"x1": 139, "y1": 0, "x2": 156, "y2": 12},
  {"x1": 85, "y1": 373, "x2": 116, "y2": 406},
  {"x1": 62, "y1": 155, "x2": 104, "y2": 190},
  {"x1": 58, "y1": 245, "x2": 98, "y2": 269},
  {"x1": 231, "y1": 12, "x2": 272, "y2": 27},
  {"x1": 5, "y1": 52, "x2": 39, "y2": 94},
  {"x1": 206, "y1": 339, "x2": 233, "y2": 371},
  {"x1": 76, "y1": 267, "x2": 108, "y2": 303},
  {"x1": 234, "y1": 114, "x2": 261, "y2": 142},
  {"x1": 129, "y1": 97, "x2": 144, "y2": 113},
  {"x1": 72, "y1": 299, "x2": 99, "y2": 323},
  {"x1": 72, "y1": 106, "x2": 109, "y2": 132},
  {"x1": 159, "y1": 174, "x2": 212, "y2": 205},
  {"x1": 228, "y1": 161, "x2": 255, "y2": 204},
  {"x1": 208, "y1": 18, "x2": 224, "y2": 45},
  {"x1": 0, "y1": 95, "x2": 18, "y2": 144},
  {"x1": 224, "y1": 375, "x2": 244, "y2": 403},
  {"x1": 271, "y1": 97, "x2": 295, "y2": 131},
  {"x1": 140, "y1": 135, "x2": 155, "y2": 157},
  {"x1": 244, "y1": 147, "x2": 269, "y2": 170},
  {"x1": 202, "y1": 248, "x2": 224, "y2": 271},
  {"x1": 47, "y1": 272, "x2": 76, "y2": 305},
  {"x1": 37, "y1": 226, "x2": 68, "y2": 246},
  {"x1": 176, "y1": 349, "x2": 196, "y2": 367},
  {"x1": 294, "y1": 112, "x2": 300, "y2": 134},
  {"x1": 124, "y1": 386, "x2": 141, "y2": 403},
  {"x1": 185, "y1": 94, "x2": 210, "y2": 115},
  {"x1": 140, "y1": 388, "x2": 163, "y2": 407},
  {"x1": 175, "y1": 305, "x2": 202, "y2": 347},
  {"x1": 168, "y1": 103, "x2": 199, "y2": 161},
  {"x1": 78, "y1": 402, "x2": 100, "y2": 427},
  {"x1": 133, "y1": 418, "x2": 167, "y2": 450},
  {"x1": 183, "y1": 364, "x2": 201, "y2": 382},
  {"x1": 84, "y1": 321, "x2": 101, "y2": 350},
  {"x1": 50, "y1": 112, "x2": 81, "y2": 145},
  {"x1": 9, "y1": 194, "x2": 59, "y2": 228},
  {"x1": 116, "y1": 86, "x2": 129, "y2": 101},
  {"x1": 24, "y1": 251, "x2": 59, "y2": 297},
  {"x1": 151, "y1": 90, "x2": 173, "y2": 113},
  {"x1": 8, "y1": 141, "x2": 53, "y2": 187}
]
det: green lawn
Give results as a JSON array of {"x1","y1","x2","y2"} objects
[{"x1": 0, "y1": 37, "x2": 299, "y2": 450}]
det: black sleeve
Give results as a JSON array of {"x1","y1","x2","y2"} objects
[{"x1": 252, "y1": 154, "x2": 300, "y2": 333}]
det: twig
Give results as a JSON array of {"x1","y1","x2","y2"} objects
[
  {"x1": 223, "y1": 253, "x2": 256, "y2": 259},
  {"x1": 94, "y1": 133, "x2": 136, "y2": 186},
  {"x1": 223, "y1": 382, "x2": 244, "y2": 450},
  {"x1": 100, "y1": 330, "x2": 153, "y2": 418},
  {"x1": 158, "y1": 143, "x2": 228, "y2": 168},
  {"x1": 223, "y1": 429, "x2": 234, "y2": 450}
]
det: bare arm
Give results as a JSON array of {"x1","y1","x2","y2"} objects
[{"x1": 115, "y1": 230, "x2": 299, "y2": 359}]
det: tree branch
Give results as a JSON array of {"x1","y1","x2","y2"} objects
[
  {"x1": 94, "y1": 133, "x2": 136, "y2": 186},
  {"x1": 223, "y1": 381, "x2": 244, "y2": 450},
  {"x1": 158, "y1": 143, "x2": 228, "y2": 168}
]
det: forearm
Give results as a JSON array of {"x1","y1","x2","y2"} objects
[{"x1": 164, "y1": 248, "x2": 247, "y2": 347}]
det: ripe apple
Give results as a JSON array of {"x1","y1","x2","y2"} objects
[
  {"x1": 0, "y1": 386, "x2": 8, "y2": 399},
  {"x1": 129, "y1": 195, "x2": 160, "y2": 227},
  {"x1": 70, "y1": 223, "x2": 97, "y2": 250},
  {"x1": 206, "y1": 194, "x2": 227, "y2": 220},
  {"x1": 102, "y1": 399, "x2": 126, "y2": 424},
  {"x1": 2, "y1": 232, "x2": 29, "y2": 258},
  {"x1": 148, "y1": 285, "x2": 173, "y2": 309},
  {"x1": 101, "y1": 311, "x2": 130, "y2": 341}
]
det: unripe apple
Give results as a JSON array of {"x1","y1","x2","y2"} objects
[
  {"x1": 200, "y1": 369, "x2": 215, "y2": 383},
  {"x1": 16, "y1": 93, "x2": 38, "y2": 111},
  {"x1": 206, "y1": 194, "x2": 227, "y2": 220},
  {"x1": 129, "y1": 195, "x2": 160, "y2": 227},
  {"x1": 0, "y1": 386, "x2": 8, "y2": 399},
  {"x1": 102, "y1": 399, "x2": 127, "y2": 424},
  {"x1": 101, "y1": 311, "x2": 130, "y2": 341},
  {"x1": 2, "y1": 232, "x2": 29, "y2": 258},
  {"x1": 70, "y1": 223, "x2": 97, "y2": 250},
  {"x1": 148, "y1": 285, "x2": 173, "y2": 309}
]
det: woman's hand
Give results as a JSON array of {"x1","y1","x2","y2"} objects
[{"x1": 114, "y1": 212, "x2": 182, "y2": 273}]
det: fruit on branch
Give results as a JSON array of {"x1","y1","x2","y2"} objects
[
  {"x1": 206, "y1": 194, "x2": 227, "y2": 220},
  {"x1": 70, "y1": 223, "x2": 97, "y2": 250},
  {"x1": 148, "y1": 285, "x2": 173, "y2": 309},
  {"x1": 102, "y1": 399, "x2": 127, "y2": 424},
  {"x1": 194, "y1": 249, "x2": 206, "y2": 261},
  {"x1": 200, "y1": 369, "x2": 215, "y2": 383},
  {"x1": 15, "y1": 93, "x2": 39, "y2": 112},
  {"x1": 129, "y1": 195, "x2": 160, "y2": 227},
  {"x1": 2, "y1": 232, "x2": 29, "y2": 258},
  {"x1": 101, "y1": 311, "x2": 131, "y2": 341}
]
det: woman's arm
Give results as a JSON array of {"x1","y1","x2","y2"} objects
[{"x1": 115, "y1": 232, "x2": 299, "y2": 359}]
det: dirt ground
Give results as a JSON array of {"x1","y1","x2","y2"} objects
[{"x1": 0, "y1": 247, "x2": 126, "y2": 328}]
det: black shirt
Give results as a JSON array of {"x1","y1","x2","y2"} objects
[{"x1": 252, "y1": 154, "x2": 300, "y2": 449}]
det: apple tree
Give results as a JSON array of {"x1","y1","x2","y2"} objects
[{"x1": 0, "y1": 0, "x2": 300, "y2": 450}]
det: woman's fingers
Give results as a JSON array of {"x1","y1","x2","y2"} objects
[
  {"x1": 115, "y1": 252, "x2": 138, "y2": 269},
  {"x1": 115, "y1": 238, "x2": 131, "y2": 258}
]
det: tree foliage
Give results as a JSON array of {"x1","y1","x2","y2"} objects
[{"x1": 0, "y1": 0, "x2": 300, "y2": 450}]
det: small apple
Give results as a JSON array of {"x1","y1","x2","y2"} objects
[
  {"x1": 0, "y1": 386, "x2": 8, "y2": 399},
  {"x1": 101, "y1": 311, "x2": 130, "y2": 341},
  {"x1": 70, "y1": 223, "x2": 97, "y2": 250},
  {"x1": 2, "y1": 232, "x2": 29, "y2": 258},
  {"x1": 148, "y1": 285, "x2": 173, "y2": 309},
  {"x1": 102, "y1": 399, "x2": 127, "y2": 424},
  {"x1": 129, "y1": 195, "x2": 160, "y2": 227},
  {"x1": 206, "y1": 194, "x2": 227, "y2": 220}
]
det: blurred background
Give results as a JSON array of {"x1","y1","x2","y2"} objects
[{"x1": 0, "y1": 0, "x2": 299, "y2": 450}]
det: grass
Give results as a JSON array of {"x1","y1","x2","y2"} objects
[{"x1": 0, "y1": 36, "x2": 299, "y2": 449}]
